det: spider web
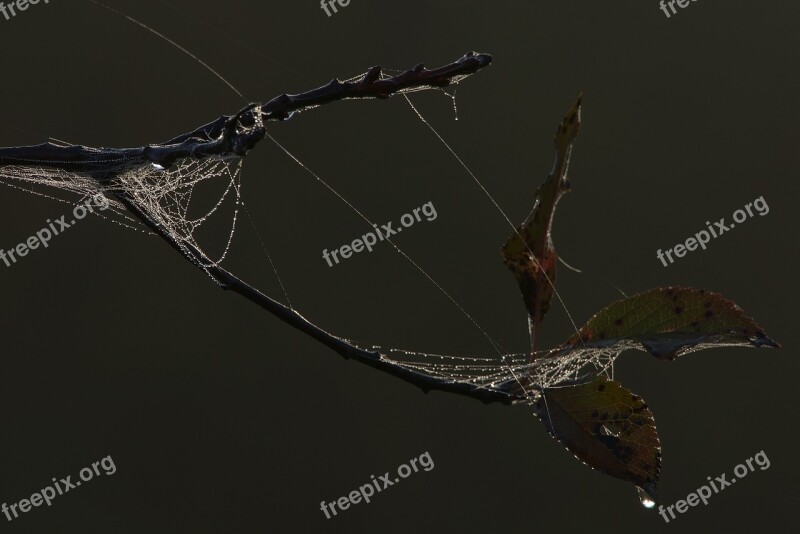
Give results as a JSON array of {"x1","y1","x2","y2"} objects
[
  {"x1": 0, "y1": 7, "x2": 621, "y2": 408},
  {"x1": 0, "y1": 154, "x2": 243, "y2": 272},
  {"x1": 371, "y1": 344, "x2": 619, "y2": 402},
  {"x1": 0, "y1": 110, "x2": 627, "y2": 405}
]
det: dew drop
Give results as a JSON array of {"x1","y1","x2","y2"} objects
[{"x1": 637, "y1": 486, "x2": 656, "y2": 509}]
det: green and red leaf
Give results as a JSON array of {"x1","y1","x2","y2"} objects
[
  {"x1": 501, "y1": 96, "x2": 780, "y2": 509},
  {"x1": 559, "y1": 287, "x2": 780, "y2": 360},
  {"x1": 536, "y1": 376, "x2": 660, "y2": 502}
]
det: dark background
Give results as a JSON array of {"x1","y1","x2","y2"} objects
[{"x1": 1, "y1": 1, "x2": 797, "y2": 532}]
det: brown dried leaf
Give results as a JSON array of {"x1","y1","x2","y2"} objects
[{"x1": 502, "y1": 95, "x2": 582, "y2": 349}]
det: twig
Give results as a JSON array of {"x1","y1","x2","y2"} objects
[{"x1": 0, "y1": 52, "x2": 492, "y2": 170}]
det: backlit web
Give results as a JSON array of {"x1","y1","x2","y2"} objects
[
  {"x1": 0, "y1": 154, "x2": 243, "y2": 272},
  {"x1": 0, "y1": 5, "x2": 629, "y2": 407}
]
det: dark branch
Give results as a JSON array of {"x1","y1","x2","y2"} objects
[{"x1": 0, "y1": 52, "x2": 492, "y2": 171}]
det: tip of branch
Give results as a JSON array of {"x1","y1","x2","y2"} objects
[{"x1": 462, "y1": 51, "x2": 493, "y2": 69}]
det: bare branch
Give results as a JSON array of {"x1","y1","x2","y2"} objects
[{"x1": 0, "y1": 52, "x2": 492, "y2": 170}]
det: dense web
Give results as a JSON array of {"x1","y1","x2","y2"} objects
[
  {"x1": 0, "y1": 5, "x2": 623, "y2": 409},
  {"x1": 0, "y1": 154, "x2": 244, "y2": 273},
  {"x1": 373, "y1": 336, "x2": 767, "y2": 404},
  {"x1": 2, "y1": 91, "x2": 763, "y2": 408},
  {"x1": 0, "y1": 91, "x2": 623, "y2": 406},
  {"x1": 371, "y1": 344, "x2": 619, "y2": 403},
  {"x1": 1, "y1": 150, "x2": 637, "y2": 409}
]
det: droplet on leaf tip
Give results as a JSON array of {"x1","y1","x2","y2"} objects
[{"x1": 637, "y1": 486, "x2": 657, "y2": 509}]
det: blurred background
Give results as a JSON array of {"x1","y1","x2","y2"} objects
[{"x1": 0, "y1": 1, "x2": 797, "y2": 532}]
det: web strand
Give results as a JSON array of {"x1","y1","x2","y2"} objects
[
  {"x1": 264, "y1": 132, "x2": 505, "y2": 355},
  {"x1": 242, "y1": 201, "x2": 293, "y2": 309},
  {"x1": 401, "y1": 94, "x2": 584, "y2": 346},
  {"x1": 89, "y1": 0, "x2": 247, "y2": 103}
]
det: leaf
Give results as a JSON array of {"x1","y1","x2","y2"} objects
[
  {"x1": 501, "y1": 95, "x2": 582, "y2": 329},
  {"x1": 535, "y1": 376, "x2": 660, "y2": 502},
  {"x1": 559, "y1": 286, "x2": 780, "y2": 360}
]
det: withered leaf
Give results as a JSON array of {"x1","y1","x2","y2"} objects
[{"x1": 501, "y1": 95, "x2": 582, "y2": 328}]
